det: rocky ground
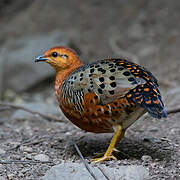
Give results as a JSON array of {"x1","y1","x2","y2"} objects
[{"x1": 0, "y1": 0, "x2": 180, "y2": 179}]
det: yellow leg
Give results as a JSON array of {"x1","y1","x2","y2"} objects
[{"x1": 91, "y1": 125, "x2": 125, "y2": 163}]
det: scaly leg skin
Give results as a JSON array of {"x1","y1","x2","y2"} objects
[
  {"x1": 93, "y1": 147, "x2": 120, "y2": 158},
  {"x1": 91, "y1": 125, "x2": 125, "y2": 163}
]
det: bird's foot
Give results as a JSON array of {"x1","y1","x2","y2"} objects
[
  {"x1": 93, "y1": 148, "x2": 119, "y2": 158},
  {"x1": 91, "y1": 153, "x2": 117, "y2": 163},
  {"x1": 91, "y1": 125, "x2": 124, "y2": 163},
  {"x1": 113, "y1": 148, "x2": 120, "y2": 152}
]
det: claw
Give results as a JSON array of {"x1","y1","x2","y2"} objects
[
  {"x1": 93, "y1": 148, "x2": 119, "y2": 158},
  {"x1": 91, "y1": 154, "x2": 117, "y2": 163},
  {"x1": 113, "y1": 148, "x2": 120, "y2": 152},
  {"x1": 91, "y1": 125, "x2": 125, "y2": 163}
]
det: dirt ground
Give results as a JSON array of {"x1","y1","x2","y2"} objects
[{"x1": 0, "y1": 0, "x2": 180, "y2": 179}]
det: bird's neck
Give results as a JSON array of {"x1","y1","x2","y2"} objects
[{"x1": 55, "y1": 61, "x2": 83, "y2": 93}]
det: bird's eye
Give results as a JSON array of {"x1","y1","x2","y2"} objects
[
  {"x1": 52, "y1": 52, "x2": 58, "y2": 57},
  {"x1": 60, "y1": 54, "x2": 68, "y2": 59}
]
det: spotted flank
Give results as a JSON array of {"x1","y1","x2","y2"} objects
[{"x1": 59, "y1": 58, "x2": 167, "y2": 124}]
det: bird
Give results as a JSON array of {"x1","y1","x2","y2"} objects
[{"x1": 35, "y1": 46, "x2": 167, "y2": 163}]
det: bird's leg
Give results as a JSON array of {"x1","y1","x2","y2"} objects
[{"x1": 91, "y1": 125, "x2": 125, "y2": 163}]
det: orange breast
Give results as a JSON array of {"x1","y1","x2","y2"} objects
[{"x1": 57, "y1": 91, "x2": 143, "y2": 133}]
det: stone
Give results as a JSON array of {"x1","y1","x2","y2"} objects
[
  {"x1": 34, "y1": 154, "x2": 49, "y2": 162},
  {"x1": 0, "y1": 31, "x2": 70, "y2": 92},
  {"x1": 19, "y1": 146, "x2": 33, "y2": 153},
  {"x1": 124, "y1": 165, "x2": 149, "y2": 180},
  {"x1": 26, "y1": 154, "x2": 32, "y2": 160},
  {"x1": 0, "y1": 176, "x2": 6, "y2": 180},
  {"x1": 42, "y1": 162, "x2": 149, "y2": 180},
  {"x1": 141, "y1": 155, "x2": 152, "y2": 162},
  {"x1": 7, "y1": 174, "x2": 15, "y2": 180},
  {"x1": 0, "y1": 148, "x2": 6, "y2": 155}
]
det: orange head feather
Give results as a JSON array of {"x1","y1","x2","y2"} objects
[
  {"x1": 35, "y1": 46, "x2": 82, "y2": 71},
  {"x1": 35, "y1": 46, "x2": 83, "y2": 90}
]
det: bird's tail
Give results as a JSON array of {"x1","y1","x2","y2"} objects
[{"x1": 126, "y1": 83, "x2": 167, "y2": 119}]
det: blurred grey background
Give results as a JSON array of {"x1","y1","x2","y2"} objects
[
  {"x1": 0, "y1": 0, "x2": 180, "y2": 102},
  {"x1": 0, "y1": 1, "x2": 180, "y2": 179}
]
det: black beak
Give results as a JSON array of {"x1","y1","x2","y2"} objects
[{"x1": 35, "y1": 55, "x2": 49, "y2": 62}]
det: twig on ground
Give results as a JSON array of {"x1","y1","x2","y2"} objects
[
  {"x1": 97, "y1": 167, "x2": 110, "y2": 180},
  {"x1": 71, "y1": 140, "x2": 99, "y2": 180},
  {"x1": 0, "y1": 107, "x2": 11, "y2": 112},
  {"x1": 21, "y1": 135, "x2": 39, "y2": 145},
  {"x1": 0, "y1": 101, "x2": 66, "y2": 123},
  {"x1": 0, "y1": 160, "x2": 54, "y2": 164},
  {"x1": 167, "y1": 106, "x2": 180, "y2": 115}
]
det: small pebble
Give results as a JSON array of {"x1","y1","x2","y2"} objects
[
  {"x1": 26, "y1": 154, "x2": 32, "y2": 160},
  {"x1": 65, "y1": 132, "x2": 72, "y2": 136},
  {"x1": 0, "y1": 148, "x2": 6, "y2": 155},
  {"x1": 34, "y1": 154, "x2": 49, "y2": 162},
  {"x1": 20, "y1": 146, "x2": 33, "y2": 153},
  {"x1": 151, "y1": 162, "x2": 158, "y2": 168},
  {"x1": 7, "y1": 174, "x2": 15, "y2": 180},
  {"x1": 141, "y1": 155, "x2": 152, "y2": 162}
]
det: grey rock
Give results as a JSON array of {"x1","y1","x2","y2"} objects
[
  {"x1": 41, "y1": 162, "x2": 149, "y2": 180},
  {"x1": 19, "y1": 146, "x2": 33, "y2": 153},
  {"x1": 26, "y1": 154, "x2": 33, "y2": 160},
  {"x1": 34, "y1": 154, "x2": 49, "y2": 162},
  {"x1": 124, "y1": 165, "x2": 149, "y2": 180},
  {"x1": 0, "y1": 176, "x2": 6, "y2": 180},
  {"x1": 0, "y1": 148, "x2": 6, "y2": 155},
  {"x1": 0, "y1": 31, "x2": 70, "y2": 92},
  {"x1": 141, "y1": 155, "x2": 152, "y2": 162}
]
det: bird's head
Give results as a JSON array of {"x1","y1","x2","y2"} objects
[{"x1": 35, "y1": 46, "x2": 82, "y2": 72}]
